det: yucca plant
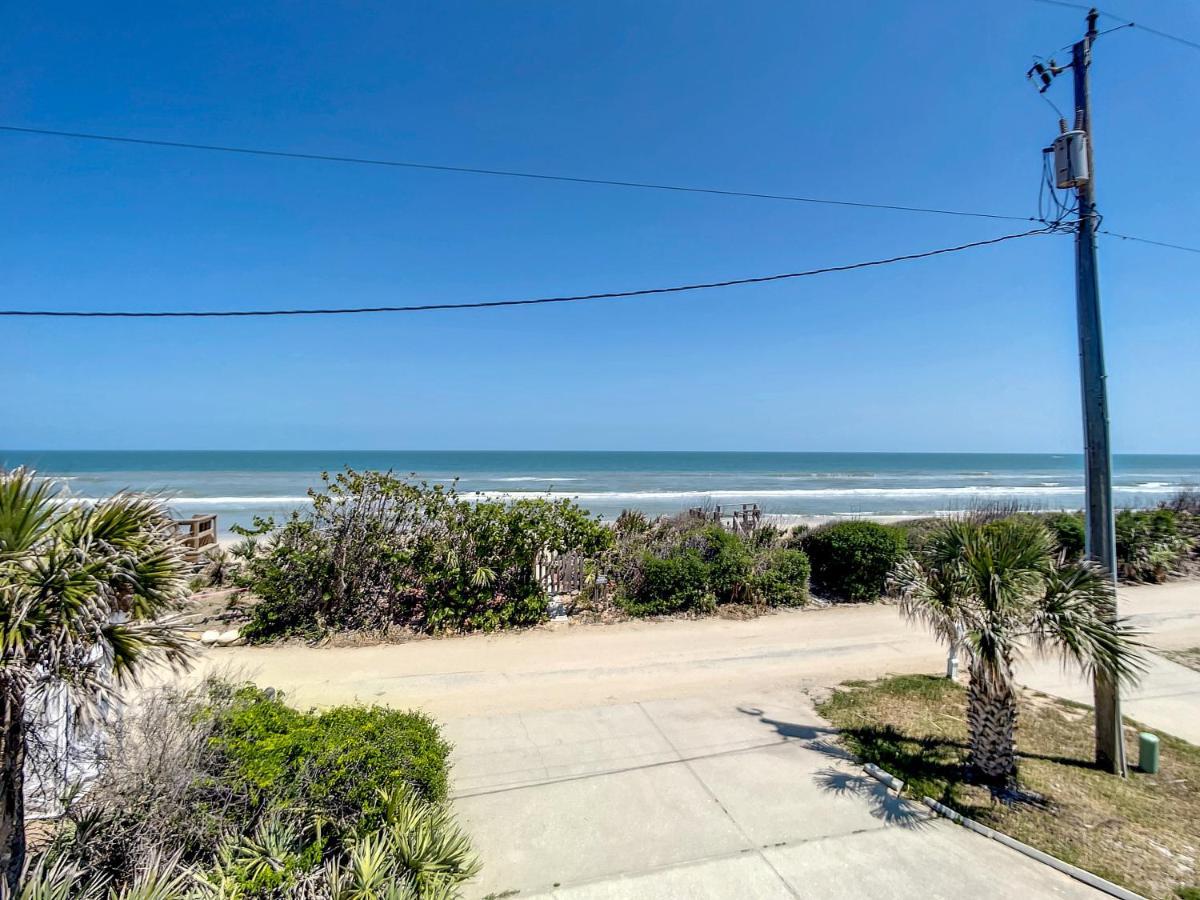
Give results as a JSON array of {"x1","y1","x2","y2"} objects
[
  {"x1": 892, "y1": 518, "x2": 1146, "y2": 788},
  {"x1": 378, "y1": 788, "x2": 479, "y2": 893},
  {"x1": 1, "y1": 855, "x2": 104, "y2": 900},
  {"x1": 107, "y1": 852, "x2": 194, "y2": 900},
  {"x1": 0, "y1": 469, "x2": 193, "y2": 892}
]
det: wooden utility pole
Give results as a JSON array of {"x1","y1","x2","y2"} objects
[{"x1": 1072, "y1": 8, "x2": 1125, "y2": 776}]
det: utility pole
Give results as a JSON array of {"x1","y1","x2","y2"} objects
[{"x1": 1072, "y1": 8, "x2": 1126, "y2": 776}]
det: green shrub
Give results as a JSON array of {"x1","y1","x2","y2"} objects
[
  {"x1": 619, "y1": 549, "x2": 712, "y2": 616},
  {"x1": 747, "y1": 524, "x2": 783, "y2": 550},
  {"x1": 1041, "y1": 511, "x2": 1085, "y2": 561},
  {"x1": 697, "y1": 526, "x2": 753, "y2": 603},
  {"x1": 753, "y1": 548, "x2": 811, "y2": 607},
  {"x1": 801, "y1": 520, "x2": 905, "y2": 602},
  {"x1": 1115, "y1": 508, "x2": 1190, "y2": 583},
  {"x1": 239, "y1": 469, "x2": 612, "y2": 641},
  {"x1": 896, "y1": 517, "x2": 944, "y2": 552},
  {"x1": 209, "y1": 685, "x2": 451, "y2": 832},
  {"x1": 44, "y1": 679, "x2": 473, "y2": 898}
]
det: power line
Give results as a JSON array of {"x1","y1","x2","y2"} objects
[
  {"x1": 0, "y1": 226, "x2": 1060, "y2": 319},
  {"x1": 1028, "y1": 0, "x2": 1200, "y2": 52},
  {"x1": 3, "y1": 125, "x2": 1192, "y2": 255},
  {"x1": 1100, "y1": 230, "x2": 1200, "y2": 254},
  {"x1": 1129, "y1": 21, "x2": 1200, "y2": 53},
  {"x1": 0, "y1": 124, "x2": 1032, "y2": 223}
]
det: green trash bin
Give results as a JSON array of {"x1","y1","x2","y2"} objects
[{"x1": 1138, "y1": 732, "x2": 1160, "y2": 774}]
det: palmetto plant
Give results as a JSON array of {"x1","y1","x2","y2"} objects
[
  {"x1": 0, "y1": 469, "x2": 192, "y2": 893},
  {"x1": 891, "y1": 518, "x2": 1146, "y2": 787}
]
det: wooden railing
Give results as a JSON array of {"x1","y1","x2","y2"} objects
[
  {"x1": 170, "y1": 514, "x2": 218, "y2": 563},
  {"x1": 687, "y1": 503, "x2": 763, "y2": 534}
]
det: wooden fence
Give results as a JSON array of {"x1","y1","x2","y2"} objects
[{"x1": 535, "y1": 549, "x2": 587, "y2": 596}]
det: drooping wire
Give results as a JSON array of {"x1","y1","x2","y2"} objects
[
  {"x1": 1038, "y1": 152, "x2": 1078, "y2": 227},
  {"x1": 0, "y1": 227, "x2": 1063, "y2": 319}
]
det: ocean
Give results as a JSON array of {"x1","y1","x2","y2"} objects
[{"x1": 3, "y1": 450, "x2": 1197, "y2": 536}]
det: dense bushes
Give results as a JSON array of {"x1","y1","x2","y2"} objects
[
  {"x1": 799, "y1": 520, "x2": 906, "y2": 602},
  {"x1": 1115, "y1": 507, "x2": 1191, "y2": 582},
  {"x1": 238, "y1": 469, "x2": 611, "y2": 641},
  {"x1": 753, "y1": 548, "x2": 812, "y2": 607},
  {"x1": 1042, "y1": 511, "x2": 1086, "y2": 561},
  {"x1": 234, "y1": 469, "x2": 1199, "y2": 641},
  {"x1": 1024, "y1": 507, "x2": 1191, "y2": 582},
  {"x1": 622, "y1": 549, "x2": 712, "y2": 616},
  {"x1": 41, "y1": 679, "x2": 476, "y2": 898},
  {"x1": 210, "y1": 686, "x2": 451, "y2": 824},
  {"x1": 611, "y1": 519, "x2": 809, "y2": 616}
]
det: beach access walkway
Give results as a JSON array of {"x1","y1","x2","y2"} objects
[{"x1": 194, "y1": 580, "x2": 1200, "y2": 898}]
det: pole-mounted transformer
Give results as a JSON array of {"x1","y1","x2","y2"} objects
[{"x1": 1053, "y1": 129, "x2": 1090, "y2": 189}]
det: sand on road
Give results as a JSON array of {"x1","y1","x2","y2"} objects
[{"x1": 176, "y1": 580, "x2": 1200, "y2": 721}]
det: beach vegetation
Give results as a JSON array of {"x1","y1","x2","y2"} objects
[
  {"x1": 36, "y1": 678, "x2": 477, "y2": 898},
  {"x1": 894, "y1": 517, "x2": 944, "y2": 551},
  {"x1": 1115, "y1": 507, "x2": 1191, "y2": 583},
  {"x1": 610, "y1": 517, "x2": 809, "y2": 616},
  {"x1": 1040, "y1": 511, "x2": 1086, "y2": 561},
  {"x1": 890, "y1": 518, "x2": 1146, "y2": 788},
  {"x1": 613, "y1": 508, "x2": 650, "y2": 535},
  {"x1": 799, "y1": 520, "x2": 906, "y2": 602},
  {"x1": 202, "y1": 545, "x2": 236, "y2": 587},
  {"x1": 0, "y1": 468, "x2": 192, "y2": 892},
  {"x1": 620, "y1": 549, "x2": 713, "y2": 616},
  {"x1": 751, "y1": 548, "x2": 812, "y2": 607},
  {"x1": 237, "y1": 469, "x2": 611, "y2": 641}
]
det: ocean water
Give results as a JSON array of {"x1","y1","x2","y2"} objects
[{"x1": 3, "y1": 450, "x2": 1198, "y2": 536}]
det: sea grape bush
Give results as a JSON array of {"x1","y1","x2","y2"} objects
[
  {"x1": 799, "y1": 520, "x2": 906, "y2": 602},
  {"x1": 238, "y1": 468, "x2": 612, "y2": 640}
]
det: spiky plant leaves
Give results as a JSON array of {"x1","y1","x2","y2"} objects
[
  {"x1": 892, "y1": 517, "x2": 1147, "y2": 787},
  {"x1": 1, "y1": 469, "x2": 194, "y2": 890},
  {"x1": 378, "y1": 789, "x2": 481, "y2": 888},
  {"x1": 106, "y1": 852, "x2": 194, "y2": 899},
  {"x1": 3, "y1": 855, "x2": 105, "y2": 900}
]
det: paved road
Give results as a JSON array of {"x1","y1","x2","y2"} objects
[{"x1": 193, "y1": 580, "x2": 1198, "y2": 898}]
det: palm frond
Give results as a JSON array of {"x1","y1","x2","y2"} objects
[
  {"x1": 0, "y1": 469, "x2": 65, "y2": 558},
  {"x1": 1030, "y1": 561, "x2": 1149, "y2": 689}
]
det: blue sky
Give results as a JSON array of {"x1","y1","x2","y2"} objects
[{"x1": 2, "y1": 1, "x2": 1197, "y2": 452}]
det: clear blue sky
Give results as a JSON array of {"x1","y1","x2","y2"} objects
[{"x1": 2, "y1": 1, "x2": 1197, "y2": 452}]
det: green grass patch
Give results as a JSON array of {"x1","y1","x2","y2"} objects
[{"x1": 817, "y1": 674, "x2": 1200, "y2": 899}]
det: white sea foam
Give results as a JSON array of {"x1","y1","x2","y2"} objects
[
  {"x1": 459, "y1": 484, "x2": 1182, "y2": 503},
  {"x1": 493, "y1": 476, "x2": 578, "y2": 482}
]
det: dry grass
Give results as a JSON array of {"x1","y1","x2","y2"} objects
[{"x1": 818, "y1": 674, "x2": 1200, "y2": 899}]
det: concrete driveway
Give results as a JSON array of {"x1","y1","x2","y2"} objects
[
  {"x1": 195, "y1": 579, "x2": 1197, "y2": 897},
  {"x1": 446, "y1": 687, "x2": 1100, "y2": 899}
]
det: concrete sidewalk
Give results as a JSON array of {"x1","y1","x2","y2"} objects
[
  {"x1": 1022, "y1": 650, "x2": 1200, "y2": 744},
  {"x1": 447, "y1": 688, "x2": 1100, "y2": 899}
]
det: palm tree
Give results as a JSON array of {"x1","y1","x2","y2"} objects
[
  {"x1": 892, "y1": 518, "x2": 1145, "y2": 788},
  {"x1": 0, "y1": 469, "x2": 192, "y2": 892}
]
